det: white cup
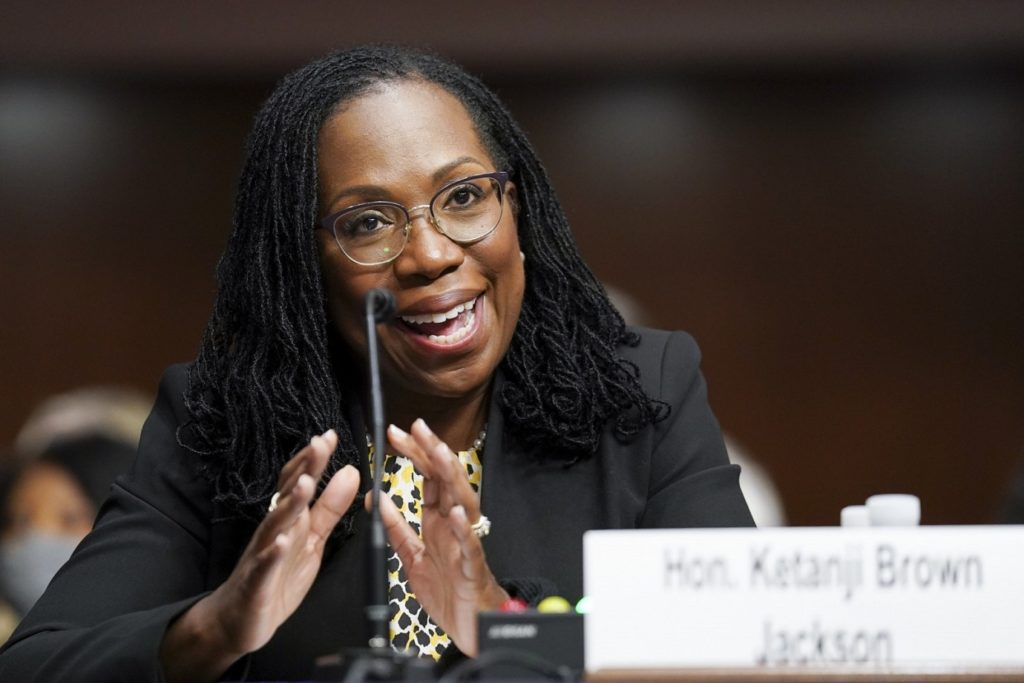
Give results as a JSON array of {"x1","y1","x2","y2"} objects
[
  {"x1": 866, "y1": 494, "x2": 921, "y2": 526},
  {"x1": 840, "y1": 504, "x2": 871, "y2": 527}
]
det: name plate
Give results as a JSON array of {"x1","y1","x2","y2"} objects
[{"x1": 583, "y1": 526, "x2": 1024, "y2": 672}]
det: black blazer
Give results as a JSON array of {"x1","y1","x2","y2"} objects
[{"x1": 0, "y1": 328, "x2": 753, "y2": 681}]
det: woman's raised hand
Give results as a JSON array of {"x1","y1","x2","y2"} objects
[
  {"x1": 161, "y1": 429, "x2": 360, "y2": 683},
  {"x1": 378, "y1": 419, "x2": 508, "y2": 657}
]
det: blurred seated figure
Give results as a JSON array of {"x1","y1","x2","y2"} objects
[
  {"x1": 0, "y1": 388, "x2": 148, "y2": 639},
  {"x1": 606, "y1": 284, "x2": 787, "y2": 527},
  {"x1": 0, "y1": 457, "x2": 24, "y2": 643},
  {"x1": 14, "y1": 386, "x2": 151, "y2": 461},
  {"x1": 0, "y1": 455, "x2": 97, "y2": 621},
  {"x1": 724, "y1": 435, "x2": 787, "y2": 527}
]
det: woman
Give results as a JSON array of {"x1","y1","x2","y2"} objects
[
  {"x1": 0, "y1": 435, "x2": 138, "y2": 626},
  {"x1": 0, "y1": 46, "x2": 752, "y2": 681}
]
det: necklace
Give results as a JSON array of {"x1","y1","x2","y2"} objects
[{"x1": 469, "y1": 429, "x2": 487, "y2": 454}]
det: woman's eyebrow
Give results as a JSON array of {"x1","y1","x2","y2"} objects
[
  {"x1": 324, "y1": 156, "x2": 487, "y2": 209},
  {"x1": 430, "y1": 156, "x2": 484, "y2": 183},
  {"x1": 325, "y1": 184, "x2": 390, "y2": 209}
]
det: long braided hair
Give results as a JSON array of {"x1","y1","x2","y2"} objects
[{"x1": 181, "y1": 46, "x2": 666, "y2": 528}]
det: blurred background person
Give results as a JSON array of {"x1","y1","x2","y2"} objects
[
  {"x1": 0, "y1": 388, "x2": 149, "y2": 640},
  {"x1": 13, "y1": 387, "x2": 151, "y2": 462},
  {"x1": 723, "y1": 435, "x2": 787, "y2": 527},
  {"x1": 607, "y1": 284, "x2": 787, "y2": 526},
  {"x1": 0, "y1": 454, "x2": 96, "y2": 632},
  {"x1": 0, "y1": 457, "x2": 25, "y2": 642}
]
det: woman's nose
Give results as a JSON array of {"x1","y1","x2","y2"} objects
[{"x1": 392, "y1": 212, "x2": 465, "y2": 281}]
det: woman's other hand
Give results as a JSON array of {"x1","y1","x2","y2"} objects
[
  {"x1": 160, "y1": 429, "x2": 359, "y2": 683},
  {"x1": 378, "y1": 419, "x2": 508, "y2": 657}
]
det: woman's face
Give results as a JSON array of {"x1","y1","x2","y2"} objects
[{"x1": 316, "y1": 79, "x2": 525, "y2": 406}]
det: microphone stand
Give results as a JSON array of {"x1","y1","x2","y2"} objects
[
  {"x1": 314, "y1": 289, "x2": 434, "y2": 682},
  {"x1": 366, "y1": 287, "x2": 392, "y2": 651}
]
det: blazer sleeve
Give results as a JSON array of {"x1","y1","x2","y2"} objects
[
  {"x1": 639, "y1": 331, "x2": 755, "y2": 528},
  {"x1": 0, "y1": 365, "x2": 215, "y2": 683}
]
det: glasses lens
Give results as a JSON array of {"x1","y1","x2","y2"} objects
[
  {"x1": 332, "y1": 203, "x2": 407, "y2": 265},
  {"x1": 431, "y1": 176, "x2": 503, "y2": 242}
]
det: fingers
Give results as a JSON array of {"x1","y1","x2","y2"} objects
[
  {"x1": 251, "y1": 472, "x2": 316, "y2": 551},
  {"x1": 274, "y1": 430, "x2": 337, "y2": 501},
  {"x1": 378, "y1": 491, "x2": 424, "y2": 564},
  {"x1": 308, "y1": 465, "x2": 360, "y2": 545},
  {"x1": 274, "y1": 447, "x2": 309, "y2": 493},
  {"x1": 447, "y1": 505, "x2": 485, "y2": 582},
  {"x1": 252, "y1": 429, "x2": 338, "y2": 553},
  {"x1": 243, "y1": 530, "x2": 292, "y2": 595},
  {"x1": 387, "y1": 422, "x2": 444, "y2": 508},
  {"x1": 386, "y1": 423, "x2": 436, "y2": 479},
  {"x1": 447, "y1": 505, "x2": 509, "y2": 615},
  {"x1": 388, "y1": 421, "x2": 480, "y2": 518},
  {"x1": 411, "y1": 420, "x2": 461, "y2": 492}
]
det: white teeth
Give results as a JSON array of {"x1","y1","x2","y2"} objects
[
  {"x1": 401, "y1": 297, "x2": 477, "y2": 326},
  {"x1": 428, "y1": 311, "x2": 475, "y2": 345}
]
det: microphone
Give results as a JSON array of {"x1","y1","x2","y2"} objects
[
  {"x1": 367, "y1": 288, "x2": 396, "y2": 324},
  {"x1": 364, "y1": 288, "x2": 395, "y2": 651},
  {"x1": 315, "y1": 288, "x2": 433, "y2": 679}
]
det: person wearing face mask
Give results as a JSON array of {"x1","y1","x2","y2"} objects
[
  {"x1": 0, "y1": 46, "x2": 754, "y2": 682},
  {"x1": 0, "y1": 457, "x2": 34, "y2": 643},
  {"x1": 0, "y1": 434, "x2": 137, "y2": 639},
  {"x1": 0, "y1": 459, "x2": 93, "y2": 621}
]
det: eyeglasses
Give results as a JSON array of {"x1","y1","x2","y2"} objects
[{"x1": 318, "y1": 171, "x2": 510, "y2": 266}]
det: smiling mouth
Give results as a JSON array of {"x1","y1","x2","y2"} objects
[{"x1": 399, "y1": 296, "x2": 478, "y2": 345}]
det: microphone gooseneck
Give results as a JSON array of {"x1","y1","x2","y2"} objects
[
  {"x1": 364, "y1": 288, "x2": 394, "y2": 651},
  {"x1": 314, "y1": 287, "x2": 431, "y2": 681}
]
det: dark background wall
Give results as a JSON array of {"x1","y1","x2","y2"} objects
[{"x1": 2, "y1": 1, "x2": 1022, "y2": 525}]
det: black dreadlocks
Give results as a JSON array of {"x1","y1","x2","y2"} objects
[{"x1": 181, "y1": 46, "x2": 666, "y2": 529}]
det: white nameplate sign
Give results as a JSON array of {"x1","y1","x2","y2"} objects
[{"x1": 583, "y1": 526, "x2": 1024, "y2": 672}]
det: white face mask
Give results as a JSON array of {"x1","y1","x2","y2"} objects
[{"x1": 0, "y1": 531, "x2": 79, "y2": 615}]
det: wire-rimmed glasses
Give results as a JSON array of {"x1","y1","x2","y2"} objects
[{"x1": 318, "y1": 171, "x2": 510, "y2": 266}]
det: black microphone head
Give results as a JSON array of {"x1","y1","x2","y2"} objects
[{"x1": 365, "y1": 288, "x2": 396, "y2": 322}]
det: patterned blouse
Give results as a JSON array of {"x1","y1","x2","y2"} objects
[{"x1": 368, "y1": 440, "x2": 483, "y2": 660}]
